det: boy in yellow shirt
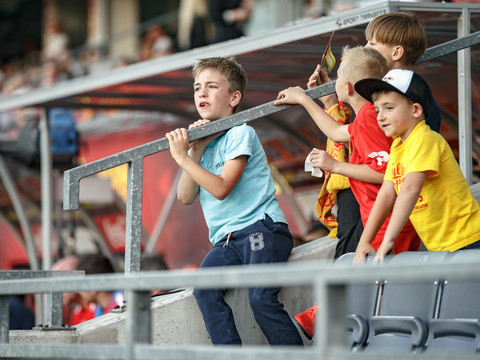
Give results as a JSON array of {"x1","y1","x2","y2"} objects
[{"x1": 354, "y1": 69, "x2": 480, "y2": 263}]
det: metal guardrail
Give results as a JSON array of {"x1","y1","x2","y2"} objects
[
  {"x1": 1, "y1": 256, "x2": 480, "y2": 359},
  {"x1": 63, "y1": 30, "x2": 480, "y2": 277},
  {"x1": 0, "y1": 270, "x2": 84, "y2": 340}
]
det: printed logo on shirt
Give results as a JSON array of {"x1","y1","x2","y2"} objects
[
  {"x1": 249, "y1": 232, "x2": 265, "y2": 251},
  {"x1": 392, "y1": 162, "x2": 406, "y2": 192},
  {"x1": 368, "y1": 151, "x2": 389, "y2": 166},
  {"x1": 413, "y1": 194, "x2": 428, "y2": 211}
]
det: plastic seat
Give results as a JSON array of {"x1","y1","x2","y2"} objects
[
  {"x1": 364, "y1": 252, "x2": 449, "y2": 353},
  {"x1": 424, "y1": 249, "x2": 480, "y2": 354},
  {"x1": 334, "y1": 252, "x2": 381, "y2": 350}
]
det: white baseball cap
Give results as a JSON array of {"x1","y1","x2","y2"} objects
[{"x1": 355, "y1": 69, "x2": 433, "y2": 116}]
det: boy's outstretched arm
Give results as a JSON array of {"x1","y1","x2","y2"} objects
[
  {"x1": 166, "y1": 127, "x2": 247, "y2": 203},
  {"x1": 353, "y1": 180, "x2": 397, "y2": 263},
  {"x1": 274, "y1": 86, "x2": 350, "y2": 143},
  {"x1": 374, "y1": 172, "x2": 426, "y2": 263}
]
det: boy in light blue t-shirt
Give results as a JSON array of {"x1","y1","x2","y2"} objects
[{"x1": 166, "y1": 57, "x2": 302, "y2": 346}]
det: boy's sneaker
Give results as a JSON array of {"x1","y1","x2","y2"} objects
[{"x1": 293, "y1": 304, "x2": 318, "y2": 340}]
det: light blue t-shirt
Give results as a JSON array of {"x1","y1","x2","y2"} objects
[{"x1": 199, "y1": 124, "x2": 286, "y2": 244}]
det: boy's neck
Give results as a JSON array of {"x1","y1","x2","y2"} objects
[
  {"x1": 390, "y1": 62, "x2": 414, "y2": 71},
  {"x1": 348, "y1": 94, "x2": 371, "y2": 114}
]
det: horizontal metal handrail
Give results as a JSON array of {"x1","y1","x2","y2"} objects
[
  {"x1": 1, "y1": 258, "x2": 480, "y2": 294},
  {"x1": 1, "y1": 257, "x2": 480, "y2": 360}
]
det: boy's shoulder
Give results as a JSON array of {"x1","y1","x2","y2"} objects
[
  {"x1": 223, "y1": 123, "x2": 256, "y2": 141},
  {"x1": 397, "y1": 121, "x2": 445, "y2": 150}
]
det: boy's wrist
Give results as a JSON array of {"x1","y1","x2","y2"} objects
[{"x1": 321, "y1": 95, "x2": 338, "y2": 109}]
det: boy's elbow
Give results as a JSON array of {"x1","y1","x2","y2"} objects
[
  {"x1": 213, "y1": 191, "x2": 228, "y2": 201},
  {"x1": 177, "y1": 193, "x2": 194, "y2": 205},
  {"x1": 211, "y1": 186, "x2": 232, "y2": 201}
]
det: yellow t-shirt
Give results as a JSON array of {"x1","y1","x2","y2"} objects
[{"x1": 385, "y1": 121, "x2": 480, "y2": 251}]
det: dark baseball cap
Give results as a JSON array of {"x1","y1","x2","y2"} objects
[{"x1": 355, "y1": 69, "x2": 432, "y2": 116}]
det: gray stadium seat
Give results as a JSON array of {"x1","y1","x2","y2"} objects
[
  {"x1": 424, "y1": 249, "x2": 480, "y2": 354},
  {"x1": 364, "y1": 251, "x2": 450, "y2": 353},
  {"x1": 334, "y1": 252, "x2": 381, "y2": 350}
]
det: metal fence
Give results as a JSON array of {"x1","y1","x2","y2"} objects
[{"x1": 1, "y1": 255, "x2": 480, "y2": 360}]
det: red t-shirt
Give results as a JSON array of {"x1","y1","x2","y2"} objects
[{"x1": 347, "y1": 102, "x2": 417, "y2": 251}]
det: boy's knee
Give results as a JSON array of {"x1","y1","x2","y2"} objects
[
  {"x1": 193, "y1": 288, "x2": 209, "y2": 308},
  {"x1": 248, "y1": 288, "x2": 278, "y2": 314}
]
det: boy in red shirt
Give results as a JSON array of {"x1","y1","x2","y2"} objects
[{"x1": 275, "y1": 46, "x2": 420, "y2": 339}]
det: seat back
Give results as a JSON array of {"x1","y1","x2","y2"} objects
[
  {"x1": 364, "y1": 251, "x2": 450, "y2": 354},
  {"x1": 438, "y1": 250, "x2": 480, "y2": 319},
  {"x1": 425, "y1": 249, "x2": 480, "y2": 354},
  {"x1": 335, "y1": 252, "x2": 381, "y2": 318},
  {"x1": 378, "y1": 252, "x2": 449, "y2": 319},
  {"x1": 334, "y1": 252, "x2": 381, "y2": 350}
]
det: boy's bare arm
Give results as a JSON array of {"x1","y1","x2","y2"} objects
[
  {"x1": 374, "y1": 172, "x2": 426, "y2": 262},
  {"x1": 167, "y1": 128, "x2": 247, "y2": 202},
  {"x1": 309, "y1": 149, "x2": 384, "y2": 184},
  {"x1": 353, "y1": 180, "x2": 397, "y2": 263},
  {"x1": 274, "y1": 86, "x2": 350, "y2": 143},
  {"x1": 176, "y1": 146, "x2": 202, "y2": 205},
  {"x1": 177, "y1": 153, "x2": 247, "y2": 201}
]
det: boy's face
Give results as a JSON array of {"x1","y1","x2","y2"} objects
[
  {"x1": 374, "y1": 91, "x2": 422, "y2": 142},
  {"x1": 193, "y1": 69, "x2": 239, "y2": 121},
  {"x1": 365, "y1": 37, "x2": 397, "y2": 70}
]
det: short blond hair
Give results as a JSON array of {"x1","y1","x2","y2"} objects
[
  {"x1": 365, "y1": 12, "x2": 427, "y2": 66},
  {"x1": 340, "y1": 46, "x2": 388, "y2": 85}
]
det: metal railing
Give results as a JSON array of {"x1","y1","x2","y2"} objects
[
  {"x1": 0, "y1": 270, "x2": 84, "y2": 339},
  {"x1": 1, "y1": 255, "x2": 480, "y2": 359}
]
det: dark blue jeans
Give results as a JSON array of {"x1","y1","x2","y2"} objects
[{"x1": 193, "y1": 215, "x2": 303, "y2": 346}]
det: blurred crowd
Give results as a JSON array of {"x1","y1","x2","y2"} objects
[
  {"x1": 0, "y1": 0, "x2": 255, "y2": 105},
  {"x1": 0, "y1": 0, "x2": 258, "y2": 138}
]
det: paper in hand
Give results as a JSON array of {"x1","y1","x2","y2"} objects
[
  {"x1": 316, "y1": 31, "x2": 336, "y2": 86},
  {"x1": 305, "y1": 149, "x2": 323, "y2": 178}
]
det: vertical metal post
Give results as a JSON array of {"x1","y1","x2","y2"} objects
[
  {"x1": 126, "y1": 290, "x2": 152, "y2": 360},
  {"x1": 457, "y1": 8, "x2": 472, "y2": 184},
  {"x1": 40, "y1": 109, "x2": 53, "y2": 270},
  {"x1": 44, "y1": 292, "x2": 63, "y2": 327},
  {"x1": 316, "y1": 279, "x2": 346, "y2": 356},
  {"x1": 39, "y1": 108, "x2": 53, "y2": 326},
  {"x1": 124, "y1": 159, "x2": 144, "y2": 275},
  {"x1": 0, "y1": 296, "x2": 9, "y2": 343}
]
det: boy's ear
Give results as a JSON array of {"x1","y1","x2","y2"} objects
[
  {"x1": 346, "y1": 81, "x2": 355, "y2": 96},
  {"x1": 392, "y1": 45, "x2": 405, "y2": 62},
  {"x1": 338, "y1": 80, "x2": 353, "y2": 97},
  {"x1": 412, "y1": 102, "x2": 424, "y2": 119},
  {"x1": 230, "y1": 90, "x2": 242, "y2": 108}
]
